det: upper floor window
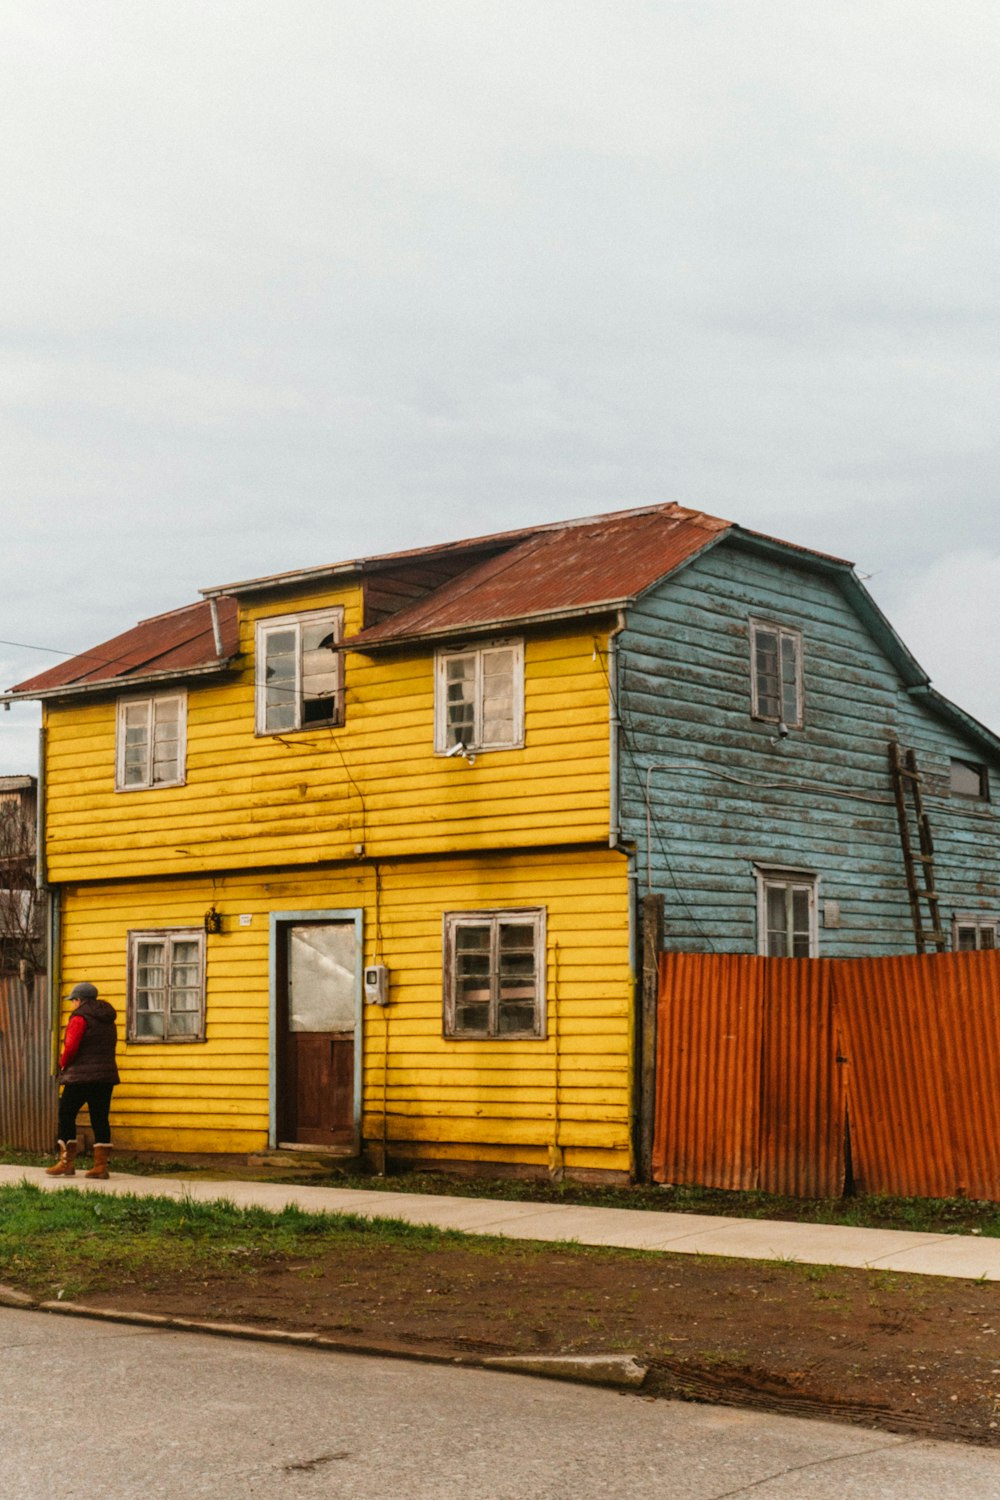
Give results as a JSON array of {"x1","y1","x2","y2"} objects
[
  {"x1": 443, "y1": 908, "x2": 545, "y2": 1038},
  {"x1": 953, "y1": 915, "x2": 997, "y2": 951},
  {"x1": 750, "y1": 619, "x2": 803, "y2": 728},
  {"x1": 949, "y1": 757, "x2": 989, "y2": 800},
  {"x1": 255, "y1": 608, "x2": 344, "y2": 735},
  {"x1": 127, "y1": 928, "x2": 206, "y2": 1042},
  {"x1": 116, "y1": 694, "x2": 186, "y2": 791},
  {"x1": 434, "y1": 640, "x2": 524, "y2": 753},
  {"x1": 755, "y1": 865, "x2": 817, "y2": 957}
]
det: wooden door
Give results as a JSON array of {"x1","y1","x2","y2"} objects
[{"x1": 280, "y1": 922, "x2": 357, "y2": 1147}]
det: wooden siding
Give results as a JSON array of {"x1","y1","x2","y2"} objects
[
  {"x1": 619, "y1": 541, "x2": 1000, "y2": 956},
  {"x1": 58, "y1": 847, "x2": 633, "y2": 1172},
  {"x1": 42, "y1": 588, "x2": 612, "y2": 882}
]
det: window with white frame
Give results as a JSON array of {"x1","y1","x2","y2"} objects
[
  {"x1": 127, "y1": 929, "x2": 206, "y2": 1042},
  {"x1": 255, "y1": 608, "x2": 344, "y2": 735},
  {"x1": 750, "y1": 619, "x2": 803, "y2": 728},
  {"x1": 755, "y1": 867, "x2": 817, "y2": 957},
  {"x1": 435, "y1": 640, "x2": 524, "y2": 753},
  {"x1": 952, "y1": 915, "x2": 998, "y2": 951},
  {"x1": 116, "y1": 694, "x2": 186, "y2": 790},
  {"x1": 443, "y1": 909, "x2": 545, "y2": 1038}
]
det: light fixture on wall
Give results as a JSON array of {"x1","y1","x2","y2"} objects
[{"x1": 204, "y1": 906, "x2": 223, "y2": 935}]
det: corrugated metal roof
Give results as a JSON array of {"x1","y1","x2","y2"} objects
[
  {"x1": 6, "y1": 503, "x2": 732, "y2": 698},
  {"x1": 9, "y1": 597, "x2": 238, "y2": 697},
  {"x1": 349, "y1": 503, "x2": 731, "y2": 648},
  {"x1": 1, "y1": 501, "x2": 879, "y2": 700}
]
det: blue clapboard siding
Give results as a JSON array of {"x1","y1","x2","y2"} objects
[{"x1": 617, "y1": 536, "x2": 1000, "y2": 956}]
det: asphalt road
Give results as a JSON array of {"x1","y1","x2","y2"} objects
[{"x1": 4, "y1": 1307, "x2": 1000, "y2": 1499}]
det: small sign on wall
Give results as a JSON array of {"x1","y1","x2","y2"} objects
[
  {"x1": 238, "y1": 914, "x2": 253, "y2": 927},
  {"x1": 823, "y1": 900, "x2": 841, "y2": 929}
]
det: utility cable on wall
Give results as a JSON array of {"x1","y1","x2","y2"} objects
[{"x1": 592, "y1": 636, "x2": 718, "y2": 950}]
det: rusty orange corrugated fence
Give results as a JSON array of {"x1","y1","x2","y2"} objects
[{"x1": 653, "y1": 950, "x2": 1000, "y2": 1201}]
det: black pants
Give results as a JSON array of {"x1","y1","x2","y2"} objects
[{"x1": 57, "y1": 1082, "x2": 114, "y2": 1144}]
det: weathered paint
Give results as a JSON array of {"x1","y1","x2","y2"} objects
[
  {"x1": 619, "y1": 536, "x2": 1000, "y2": 956},
  {"x1": 27, "y1": 506, "x2": 1000, "y2": 1177},
  {"x1": 837, "y1": 951, "x2": 1000, "y2": 1200},
  {"x1": 653, "y1": 952, "x2": 844, "y2": 1197},
  {"x1": 56, "y1": 846, "x2": 633, "y2": 1173},
  {"x1": 654, "y1": 950, "x2": 1000, "y2": 1201},
  {"x1": 41, "y1": 596, "x2": 612, "y2": 882}
]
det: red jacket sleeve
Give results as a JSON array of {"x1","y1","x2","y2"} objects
[{"x1": 59, "y1": 1013, "x2": 87, "y2": 1071}]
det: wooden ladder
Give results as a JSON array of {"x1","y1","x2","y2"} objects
[{"x1": 888, "y1": 742, "x2": 947, "y2": 953}]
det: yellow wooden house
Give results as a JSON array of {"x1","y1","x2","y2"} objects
[{"x1": 6, "y1": 504, "x2": 729, "y2": 1181}]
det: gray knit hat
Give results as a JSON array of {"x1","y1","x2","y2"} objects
[{"x1": 68, "y1": 982, "x2": 98, "y2": 1002}]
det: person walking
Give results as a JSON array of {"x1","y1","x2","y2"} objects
[{"x1": 46, "y1": 981, "x2": 120, "y2": 1179}]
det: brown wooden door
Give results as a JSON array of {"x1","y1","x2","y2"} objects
[{"x1": 280, "y1": 922, "x2": 357, "y2": 1147}]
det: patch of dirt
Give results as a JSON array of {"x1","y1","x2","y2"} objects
[{"x1": 63, "y1": 1238, "x2": 1000, "y2": 1446}]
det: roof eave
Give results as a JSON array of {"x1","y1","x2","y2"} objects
[
  {"x1": 727, "y1": 527, "x2": 930, "y2": 688},
  {"x1": 346, "y1": 599, "x2": 629, "y2": 652},
  {"x1": 906, "y1": 685, "x2": 1000, "y2": 763},
  {"x1": 2, "y1": 657, "x2": 239, "y2": 707},
  {"x1": 200, "y1": 562, "x2": 360, "y2": 600}
]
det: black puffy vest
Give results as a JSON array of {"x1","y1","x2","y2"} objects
[{"x1": 61, "y1": 997, "x2": 120, "y2": 1085}]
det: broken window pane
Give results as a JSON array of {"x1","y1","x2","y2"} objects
[
  {"x1": 259, "y1": 613, "x2": 342, "y2": 733},
  {"x1": 301, "y1": 621, "x2": 340, "y2": 724}
]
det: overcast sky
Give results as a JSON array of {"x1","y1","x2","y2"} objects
[{"x1": 2, "y1": 1, "x2": 998, "y2": 772}]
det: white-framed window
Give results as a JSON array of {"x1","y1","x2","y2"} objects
[
  {"x1": 434, "y1": 640, "x2": 524, "y2": 753},
  {"x1": 127, "y1": 928, "x2": 206, "y2": 1042},
  {"x1": 116, "y1": 694, "x2": 186, "y2": 791},
  {"x1": 443, "y1": 908, "x2": 545, "y2": 1038},
  {"x1": 949, "y1": 758, "x2": 989, "y2": 800},
  {"x1": 755, "y1": 866, "x2": 818, "y2": 957},
  {"x1": 750, "y1": 619, "x2": 803, "y2": 728},
  {"x1": 255, "y1": 607, "x2": 344, "y2": 735},
  {"x1": 952, "y1": 915, "x2": 998, "y2": 951}
]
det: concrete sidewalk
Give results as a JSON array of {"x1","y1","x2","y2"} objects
[{"x1": 3, "y1": 1163, "x2": 999, "y2": 1281}]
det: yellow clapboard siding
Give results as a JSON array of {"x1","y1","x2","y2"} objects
[
  {"x1": 44, "y1": 615, "x2": 612, "y2": 883},
  {"x1": 375, "y1": 1084, "x2": 629, "y2": 1106},
  {"x1": 58, "y1": 845, "x2": 632, "y2": 1171},
  {"x1": 43, "y1": 596, "x2": 628, "y2": 1172},
  {"x1": 112, "y1": 1127, "x2": 267, "y2": 1153}
]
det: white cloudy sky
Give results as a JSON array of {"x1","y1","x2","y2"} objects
[{"x1": 2, "y1": 1, "x2": 998, "y2": 771}]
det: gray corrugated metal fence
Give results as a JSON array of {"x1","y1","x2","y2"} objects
[{"x1": 0, "y1": 973, "x2": 56, "y2": 1151}]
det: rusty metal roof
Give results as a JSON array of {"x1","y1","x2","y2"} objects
[
  {"x1": 348, "y1": 503, "x2": 732, "y2": 648},
  {"x1": 3, "y1": 501, "x2": 872, "y2": 703},
  {"x1": 8, "y1": 598, "x2": 238, "y2": 698}
]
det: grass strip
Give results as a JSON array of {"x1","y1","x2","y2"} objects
[
  {"x1": 3, "y1": 1149, "x2": 999, "y2": 1237},
  {"x1": 0, "y1": 1183, "x2": 468, "y2": 1300}
]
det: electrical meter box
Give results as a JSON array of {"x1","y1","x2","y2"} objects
[{"x1": 363, "y1": 964, "x2": 389, "y2": 1005}]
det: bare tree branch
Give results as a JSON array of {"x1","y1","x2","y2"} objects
[{"x1": 0, "y1": 794, "x2": 43, "y2": 974}]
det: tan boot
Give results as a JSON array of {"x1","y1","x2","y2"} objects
[
  {"x1": 45, "y1": 1140, "x2": 78, "y2": 1177},
  {"x1": 84, "y1": 1144, "x2": 111, "y2": 1180}
]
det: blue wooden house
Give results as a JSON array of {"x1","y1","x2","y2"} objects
[{"x1": 615, "y1": 515, "x2": 1000, "y2": 958}]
